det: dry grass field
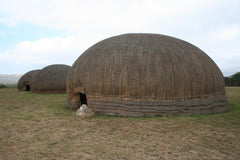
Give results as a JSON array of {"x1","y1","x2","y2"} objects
[{"x1": 0, "y1": 87, "x2": 240, "y2": 160}]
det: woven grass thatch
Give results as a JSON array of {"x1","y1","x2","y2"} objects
[
  {"x1": 66, "y1": 33, "x2": 228, "y2": 116},
  {"x1": 17, "y1": 70, "x2": 40, "y2": 91},
  {"x1": 31, "y1": 64, "x2": 70, "y2": 93}
]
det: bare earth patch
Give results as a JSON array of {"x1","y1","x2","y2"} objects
[{"x1": 0, "y1": 88, "x2": 240, "y2": 160}]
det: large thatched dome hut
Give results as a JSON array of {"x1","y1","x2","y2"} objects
[
  {"x1": 32, "y1": 64, "x2": 70, "y2": 93},
  {"x1": 66, "y1": 33, "x2": 228, "y2": 116},
  {"x1": 17, "y1": 70, "x2": 40, "y2": 91}
]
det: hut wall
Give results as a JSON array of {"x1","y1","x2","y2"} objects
[
  {"x1": 66, "y1": 34, "x2": 228, "y2": 116},
  {"x1": 17, "y1": 70, "x2": 40, "y2": 91},
  {"x1": 32, "y1": 64, "x2": 70, "y2": 93}
]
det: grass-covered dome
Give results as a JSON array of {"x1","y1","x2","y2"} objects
[
  {"x1": 17, "y1": 70, "x2": 40, "y2": 91},
  {"x1": 32, "y1": 64, "x2": 70, "y2": 93},
  {"x1": 66, "y1": 33, "x2": 228, "y2": 116}
]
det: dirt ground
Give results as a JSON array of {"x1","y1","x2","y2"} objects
[{"x1": 0, "y1": 88, "x2": 240, "y2": 160}]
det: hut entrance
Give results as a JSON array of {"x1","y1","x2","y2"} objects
[
  {"x1": 26, "y1": 85, "x2": 30, "y2": 91},
  {"x1": 79, "y1": 93, "x2": 87, "y2": 105}
]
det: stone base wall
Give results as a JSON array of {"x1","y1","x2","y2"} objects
[{"x1": 66, "y1": 93, "x2": 229, "y2": 117}]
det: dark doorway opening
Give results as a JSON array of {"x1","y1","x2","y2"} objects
[
  {"x1": 79, "y1": 93, "x2": 87, "y2": 105},
  {"x1": 26, "y1": 85, "x2": 30, "y2": 91}
]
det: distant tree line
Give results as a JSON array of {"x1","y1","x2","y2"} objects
[
  {"x1": 0, "y1": 84, "x2": 8, "y2": 88},
  {"x1": 0, "y1": 84, "x2": 17, "y2": 88},
  {"x1": 224, "y1": 72, "x2": 240, "y2": 86}
]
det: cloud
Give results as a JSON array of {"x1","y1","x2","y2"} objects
[
  {"x1": 217, "y1": 54, "x2": 240, "y2": 76},
  {"x1": 0, "y1": 0, "x2": 239, "y2": 76},
  {"x1": 0, "y1": 36, "x2": 88, "y2": 67},
  {"x1": 0, "y1": 0, "x2": 217, "y2": 33},
  {"x1": 208, "y1": 25, "x2": 240, "y2": 41}
]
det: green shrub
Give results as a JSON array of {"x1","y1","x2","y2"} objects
[{"x1": 0, "y1": 84, "x2": 8, "y2": 88}]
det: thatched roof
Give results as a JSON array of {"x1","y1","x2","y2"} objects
[
  {"x1": 32, "y1": 64, "x2": 70, "y2": 93},
  {"x1": 17, "y1": 70, "x2": 40, "y2": 91},
  {"x1": 66, "y1": 33, "x2": 228, "y2": 116}
]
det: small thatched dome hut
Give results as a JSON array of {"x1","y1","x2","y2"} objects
[
  {"x1": 17, "y1": 70, "x2": 40, "y2": 91},
  {"x1": 66, "y1": 33, "x2": 228, "y2": 116},
  {"x1": 32, "y1": 64, "x2": 70, "y2": 93}
]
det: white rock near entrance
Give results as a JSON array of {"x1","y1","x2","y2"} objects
[{"x1": 76, "y1": 104, "x2": 94, "y2": 118}]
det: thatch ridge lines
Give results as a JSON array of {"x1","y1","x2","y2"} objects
[
  {"x1": 66, "y1": 33, "x2": 228, "y2": 116},
  {"x1": 19, "y1": 64, "x2": 71, "y2": 93},
  {"x1": 32, "y1": 64, "x2": 70, "y2": 93},
  {"x1": 17, "y1": 69, "x2": 40, "y2": 91}
]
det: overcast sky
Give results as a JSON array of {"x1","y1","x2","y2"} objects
[{"x1": 0, "y1": 0, "x2": 239, "y2": 76}]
